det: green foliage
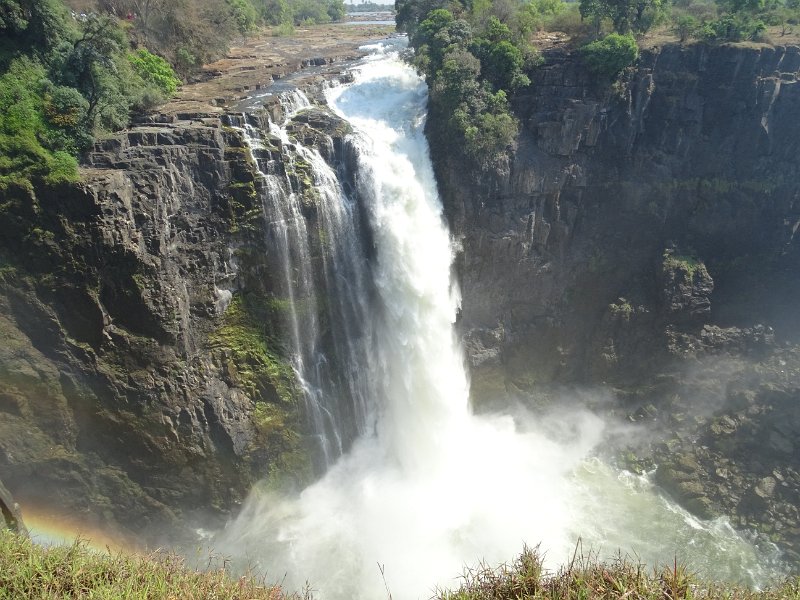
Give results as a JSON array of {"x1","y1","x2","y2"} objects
[
  {"x1": 517, "y1": 0, "x2": 567, "y2": 35},
  {"x1": 290, "y1": 0, "x2": 332, "y2": 22},
  {"x1": 698, "y1": 11, "x2": 767, "y2": 39},
  {"x1": 663, "y1": 250, "x2": 704, "y2": 280},
  {"x1": 463, "y1": 106, "x2": 519, "y2": 161},
  {"x1": 230, "y1": 0, "x2": 258, "y2": 37},
  {"x1": 128, "y1": 48, "x2": 180, "y2": 95},
  {"x1": 346, "y1": 1, "x2": 393, "y2": 11},
  {"x1": 674, "y1": 13, "x2": 700, "y2": 39},
  {"x1": 403, "y1": 0, "x2": 548, "y2": 166},
  {"x1": 668, "y1": 0, "x2": 797, "y2": 41},
  {"x1": 579, "y1": 0, "x2": 665, "y2": 33},
  {"x1": 0, "y1": 56, "x2": 80, "y2": 190},
  {"x1": 326, "y1": 0, "x2": 346, "y2": 20},
  {"x1": 396, "y1": 0, "x2": 448, "y2": 33},
  {"x1": 257, "y1": 0, "x2": 345, "y2": 26},
  {"x1": 0, "y1": 0, "x2": 70, "y2": 64},
  {"x1": 261, "y1": 0, "x2": 291, "y2": 24},
  {"x1": 580, "y1": 32, "x2": 639, "y2": 80}
]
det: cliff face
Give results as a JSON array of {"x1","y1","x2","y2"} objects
[
  {"x1": 438, "y1": 42, "x2": 800, "y2": 389},
  {"x1": 0, "y1": 104, "x2": 349, "y2": 544},
  {"x1": 433, "y1": 42, "x2": 800, "y2": 564}
]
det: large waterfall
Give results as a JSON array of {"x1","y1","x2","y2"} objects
[{"x1": 217, "y1": 39, "x2": 785, "y2": 598}]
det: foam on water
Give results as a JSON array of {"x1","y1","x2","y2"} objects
[{"x1": 217, "y1": 40, "x2": 787, "y2": 598}]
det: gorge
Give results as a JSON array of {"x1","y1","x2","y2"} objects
[{"x1": 0, "y1": 24, "x2": 799, "y2": 600}]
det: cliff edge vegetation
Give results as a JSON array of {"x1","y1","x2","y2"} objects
[
  {"x1": 397, "y1": 0, "x2": 799, "y2": 167},
  {"x1": 0, "y1": 0, "x2": 357, "y2": 194}
]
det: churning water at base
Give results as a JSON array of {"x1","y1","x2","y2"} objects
[{"x1": 217, "y1": 40, "x2": 786, "y2": 598}]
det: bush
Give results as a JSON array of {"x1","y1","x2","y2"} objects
[
  {"x1": 0, "y1": 56, "x2": 80, "y2": 190},
  {"x1": 580, "y1": 32, "x2": 639, "y2": 80},
  {"x1": 674, "y1": 13, "x2": 700, "y2": 40},
  {"x1": 543, "y1": 4, "x2": 592, "y2": 36},
  {"x1": 128, "y1": 48, "x2": 180, "y2": 96},
  {"x1": 464, "y1": 109, "x2": 519, "y2": 163},
  {"x1": 699, "y1": 12, "x2": 767, "y2": 40}
]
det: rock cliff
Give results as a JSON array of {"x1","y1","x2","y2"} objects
[
  {"x1": 0, "y1": 103, "x2": 350, "y2": 545},
  {"x1": 432, "y1": 41, "x2": 800, "y2": 565}
]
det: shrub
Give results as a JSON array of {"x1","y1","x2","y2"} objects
[
  {"x1": 128, "y1": 48, "x2": 180, "y2": 96},
  {"x1": 699, "y1": 13, "x2": 766, "y2": 40},
  {"x1": 580, "y1": 32, "x2": 639, "y2": 80},
  {"x1": 463, "y1": 103, "x2": 519, "y2": 164},
  {"x1": 674, "y1": 13, "x2": 700, "y2": 40},
  {"x1": 543, "y1": 4, "x2": 592, "y2": 36},
  {"x1": 0, "y1": 56, "x2": 79, "y2": 190}
]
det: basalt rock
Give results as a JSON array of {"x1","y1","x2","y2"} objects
[
  {"x1": 0, "y1": 477, "x2": 27, "y2": 536},
  {"x1": 430, "y1": 41, "x2": 800, "y2": 568},
  {"x1": 0, "y1": 104, "x2": 351, "y2": 546}
]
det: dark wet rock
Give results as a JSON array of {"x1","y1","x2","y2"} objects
[
  {"x1": 430, "y1": 41, "x2": 800, "y2": 569},
  {"x1": 0, "y1": 477, "x2": 27, "y2": 536},
  {"x1": 0, "y1": 103, "x2": 351, "y2": 546}
]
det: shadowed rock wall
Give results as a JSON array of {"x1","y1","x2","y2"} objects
[{"x1": 432, "y1": 42, "x2": 800, "y2": 565}]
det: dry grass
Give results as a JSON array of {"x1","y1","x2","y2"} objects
[
  {"x1": 436, "y1": 545, "x2": 800, "y2": 600},
  {"x1": 0, "y1": 530, "x2": 304, "y2": 600}
]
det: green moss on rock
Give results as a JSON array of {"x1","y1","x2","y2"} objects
[{"x1": 209, "y1": 294, "x2": 312, "y2": 490}]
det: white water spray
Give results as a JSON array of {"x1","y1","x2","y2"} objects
[{"x1": 218, "y1": 40, "x2": 786, "y2": 598}]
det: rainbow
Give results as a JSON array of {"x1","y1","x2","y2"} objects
[{"x1": 19, "y1": 504, "x2": 139, "y2": 555}]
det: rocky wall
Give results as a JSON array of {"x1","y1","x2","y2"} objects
[
  {"x1": 431, "y1": 41, "x2": 800, "y2": 566},
  {"x1": 0, "y1": 105, "x2": 350, "y2": 545}
]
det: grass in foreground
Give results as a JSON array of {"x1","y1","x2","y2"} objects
[
  {"x1": 436, "y1": 545, "x2": 800, "y2": 600},
  {"x1": 3, "y1": 530, "x2": 799, "y2": 599},
  {"x1": 0, "y1": 530, "x2": 302, "y2": 600}
]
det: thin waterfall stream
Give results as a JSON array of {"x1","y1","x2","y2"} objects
[{"x1": 216, "y1": 39, "x2": 787, "y2": 599}]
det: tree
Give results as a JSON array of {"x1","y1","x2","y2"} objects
[
  {"x1": 327, "y1": 0, "x2": 345, "y2": 21},
  {"x1": 230, "y1": 0, "x2": 257, "y2": 38},
  {"x1": 674, "y1": 13, "x2": 699, "y2": 40},
  {"x1": 579, "y1": 0, "x2": 663, "y2": 33},
  {"x1": 0, "y1": 0, "x2": 70, "y2": 64},
  {"x1": 580, "y1": 32, "x2": 639, "y2": 79}
]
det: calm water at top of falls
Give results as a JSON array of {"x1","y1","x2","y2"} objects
[{"x1": 215, "y1": 39, "x2": 788, "y2": 599}]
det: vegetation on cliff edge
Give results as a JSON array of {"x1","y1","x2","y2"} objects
[
  {"x1": 398, "y1": 4, "x2": 543, "y2": 166},
  {"x1": 0, "y1": 0, "x2": 347, "y2": 193}
]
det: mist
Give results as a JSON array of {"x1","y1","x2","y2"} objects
[{"x1": 212, "y1": 40, "x2": 786, "y2": 599}]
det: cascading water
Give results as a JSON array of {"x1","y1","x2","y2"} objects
[
  {"x1": 228, "y1": 93, "x2": 377, "y2": 467},
  {"x1": 217, "y1": 39, "x2": 787, "y2": 598}
]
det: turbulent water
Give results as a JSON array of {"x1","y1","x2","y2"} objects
[{"x1": 217, "y1": 39, "x2": 786, "y2": 598}]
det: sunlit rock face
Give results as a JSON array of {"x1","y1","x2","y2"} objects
[
  {"x1": 0, "y1": 101, "x2": 358, "y2": 545},
  {"x1": 431, "y1": 43, "x2": 800, "y2": 565}
]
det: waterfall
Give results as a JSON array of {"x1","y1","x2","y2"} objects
[
  {"x1": 228, "y1": 94, "x2": 378, "y2": 468},
  {"x1": 217, "y1": 39, "x2": 786, "y2": 599}
]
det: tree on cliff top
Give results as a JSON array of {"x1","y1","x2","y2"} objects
[
  {"x1": 0, "y1": 0, "x2": 182, "y2": 191},
  {"x1": 579, "y1": 0, "x2": 665, "y2": 33}
]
